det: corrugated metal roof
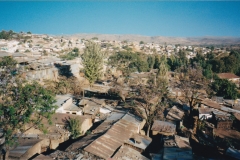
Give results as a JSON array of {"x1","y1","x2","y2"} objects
[
  {"x1": 125, "y1": 134, "x2": 152, "y2": 150},
  {"x1": 9, "y1": 139, "x2": 42, "y2": 158},
  {"x1": 163, "y1": 148, "x2": 192, "y2": 160},
  {"x1": 201, "y1": 99, "x2": 221, "y2": 110},
  {"x1": 84, "y1": 113, "x2": 140, "y2": 159},
  {"x1": 151, "y1": 120, "x2": 176, "y2": 134},
  {"x1": 166, "y1": 106, "x2": 184, "y2": 121},
  {"x1": 113, "y1": 145, "x2": 149, "y2": 160}
]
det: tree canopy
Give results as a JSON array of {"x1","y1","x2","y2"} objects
[
  {"x1": 81, "y1": 41, "x2": 104, "y2": 84},
  {"x1": 0, "y1": 57, "x2": 57, "y2": 149},
  {"x1": 211, "y1": 79, "x2": 239, "y2": 99}
]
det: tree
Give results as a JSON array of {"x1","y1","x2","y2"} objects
[
  {"x1": 130, "y1": 84, "x2": 163, "y2": 137},
  {"x1": 127, "y1": 71, "x2": 169, "y2": 137},
  {"x1": 0, "y1": 30, "x2": 15, "y2": 40},
  {"x1": 44, "y1": 76, "x2": 83, "y2": 96},
  {"x1": 0, "y1": 57, "x2": 57, "y2": 156},
  {"x1": 175, "y1": 64, "x2": 210, "y2": 111},
  {"x1": 139, "y1": 41, "x2": 144, "y2": 45},
  {"x1": 81, "y1": 41, "x2": 104, "y2": 85},
  {"x1": 66, "y1": 118, "x2": 81, "y2": 139},
  {"x1": 211, "y1": 79, "x2": 238, "y2": 99},
  {"x1": 157, "y1": 55, "x2": 169, "y2": 82},
  {"x1": 108, "y1": 51, "x2": 149, "y2": 75},
  {"x1": 147, "y1": 55, "x2": 155, "y2": 69}
]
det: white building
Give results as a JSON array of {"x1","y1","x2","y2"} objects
[{"x1": 55, "y1": 94, "x2": 82, "y2": 115}]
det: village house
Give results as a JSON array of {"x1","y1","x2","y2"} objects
[
  {"x1": 166, "y1": 106, "x2": 184, "y2": 122},
  {"x1": 233, "y1": 113, "x2": 240, "y2": 131},
  {"x1": 124, "y1": 134, "x2": 152, "y2": 153},
  {"x1": 50, "y1": 113, "x2": 93, "y2": 135},
  {"x1": 83, "y1": 113, "x2": 144, "y2": 159},
  {"x1": 217, "y1": 73, "x2": 240, "y2": 86},
  {"x1": 129, "y1": 72, "x2": 156, "y2": 86},
  {"x1": 9, "y1": 139, "x2": 50, "y2": 160},
  {"x1": 79, "y1": 98, "x2": 105, "y2": 116},
  {"x1": 198, "y1": 108, "x2": 213, "y2": 120},
  {"x1": 162, "y1": 135, "x2": 192, "y2": 160},
  {"x1": 21, "y1": 113, "x2": 93, "y2": 152},
  {"x1": 166, "y1": 106, "x2": 185, "y2": 129},
  {"x1": 112, "y1": 145, "x2": 149, "y2": 160},
  {"x1": 202, "y1": 121, "x2": 215, "y2": 138},
  {"x1": 151, "y1": 120, "x2": 176, "y2": 136},
  {"x1": 55, "y1": 94, "x2": 82, "y2": 115},
  {"x1": 212, "y1": 110, "x2": 233, "y2": 129}
]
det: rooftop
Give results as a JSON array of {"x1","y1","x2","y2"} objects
[
  {"x1": 217, "y1": 73, "x2": 240, "y2": 79},
  {"x1": 198, "y1": 108, "x2": 212, "y2": 114},
  {"x1": 84, "y1": 113, "x2": 141, "y2": 159},
  {"x1": 9, "y1": 139, "x2": 42, "y2": 158},
  {"x1": 125, "y1": 134, "x2": 152, "y2": 150},
  {"x1": 151, "y1": 120, "x2": 176, "y2": 134},
  {"x1": 112, "y1": 145, "x2": 149, "y2": 160},
  {"x1": 50, "y1": 113, "x2": 91, "y2": 125},
  {"x1": 166, "y1": 106, "x2": 184, "y2": 121}
]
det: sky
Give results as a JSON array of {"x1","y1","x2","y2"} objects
[{"x1": 0, "y1": 1, "x2": 240, "y2": 37}]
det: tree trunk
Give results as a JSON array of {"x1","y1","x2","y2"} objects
[
  {"x1": 147, "y1": 125, "x2": 151, "y2": 137},
  {"x1": 4, "y1": 148, "x2": 9, "y2": 160}
]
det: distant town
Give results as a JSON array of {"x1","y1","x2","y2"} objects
[{"x1": 1, "y1": 30, "x2": 240, "y2": 160}]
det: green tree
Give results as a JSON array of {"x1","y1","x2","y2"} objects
[
  {"x1": 0, "y1": 30, "x2": 15, "y2": 40},
  {"x1": 157, "y1": 55, "x2": 169, "y2": 82},
  {"x1": 108, "y1": 51, "x2": 149, "y2": 75},
  {"x1": 66, "y1": 118, "x2": 81, "y2": 139},
  {"x1": 212, "y1": 79, "x2": 238, "y2": 99},
  {"x1": 91, "y1": 37, "x2": 98, "y2": 40},
  {"x1": 0, "y1": 57, "x2": 57, "y2": 156},
  {"x1": 147, "y1": 55, "x2": 155, "y2": 69},
  {"x1": 203, "y1": 64, "x2": 213, "y2": 79},
  {"x1": 82, "y1": 41, "x2": 104, "y2": 85},
  {"x1": 139, "y1": 41, "x2": 144, "y2": 45}
]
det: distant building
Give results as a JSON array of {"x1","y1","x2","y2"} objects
[{"x1": 217, "y1": 73, "x2": 240, "y2": 84}]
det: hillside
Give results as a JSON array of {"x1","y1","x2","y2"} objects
[{"x1": 63, "y1": 33, "x2": 240, "y2": 45}]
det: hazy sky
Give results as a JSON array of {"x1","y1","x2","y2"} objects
[{"x1": 1, "y1": 1, "x2": 240, "y2": 37}]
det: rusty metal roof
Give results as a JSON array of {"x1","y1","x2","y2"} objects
[
  {"x1": 166, "y1": 106, "x2": 184, "y2": 121},
  {"x1": 125, "y1": 134, "x2": 152, "y2": 150},
  {"x1": 112, "y1": 145, "x2": 149, "y2": 160},
  {"x1": 84, "y1": 113, "x2": 140, "y2": 159},
  {"x1": 201, "y1": 99, "x2": 221, "y2": 110},
  {"x1": 151, "y1": 120, "x2": 176, "y2": 134}
]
